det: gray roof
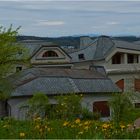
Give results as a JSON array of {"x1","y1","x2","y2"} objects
[
  {"x1": 19, "y1": 40, "x2": 72, "y2": 59},
  {"x1": 8, "y1": 68, "x2": 120, "y2": 97},
  {"x1": 69, "y1": 36, "x2": 140, "y2": 62}
]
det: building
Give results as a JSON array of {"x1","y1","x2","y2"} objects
[
  {"x1": 0, "y1": 41, "x2": 120, "y2": 120},
  {"x1": 69, "y1": 36, "x2": 140, "y2": 95}
]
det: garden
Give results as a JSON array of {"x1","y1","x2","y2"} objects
[{"x1": 0, "y1": 93, "x2": 140, "y2": 139}]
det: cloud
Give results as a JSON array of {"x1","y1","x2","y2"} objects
[
  {"x1": 106, "y1": 22, "x2": 120, "y2": 25},
  {"x1": 35, "y1": 20, "x2": 65, "y2": 26}
]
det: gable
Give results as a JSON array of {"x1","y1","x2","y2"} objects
[{"x1": 31, "y1": 45, "x2": 71, "y2": 64}]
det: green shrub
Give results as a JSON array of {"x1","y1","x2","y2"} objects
[
  {"x1": 28, "y1": 92, "x2": 49, "y2": 119},
  {"x1": 55, "y1": 94, "x2": 82, "y2": 120}
]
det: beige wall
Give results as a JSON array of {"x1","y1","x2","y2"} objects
[
  {"x1": 31, "y1": 47, "x2": 71, "y2": 64},
  {"x1": 7, "y1": 94, "x2": 112, "y2": 120}
]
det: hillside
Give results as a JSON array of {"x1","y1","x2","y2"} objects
[{"x1": 17, "y1": 35, "x2": 140, "y2": 48}]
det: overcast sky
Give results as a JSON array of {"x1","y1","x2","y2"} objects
[{"x1": 0, "y1": 0, "x2": 140, "y2": 37}]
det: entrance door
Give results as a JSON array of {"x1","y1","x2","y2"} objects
[{"x1": 93, "y1": 101, "x2": 110, "y2": 117}]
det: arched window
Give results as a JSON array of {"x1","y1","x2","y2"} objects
[{"x1": 42, "y1": 51, "x2": 58, "y2": 57}]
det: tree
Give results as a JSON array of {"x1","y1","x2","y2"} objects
[
  {"x1": 0, "y1": 25, "x2": 29, "y2": 100},
  {"x1": 0, "y1": 25, "x2": 29, "y2": 77}
]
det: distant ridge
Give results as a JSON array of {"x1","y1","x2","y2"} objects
[{"x1": 17, "y1": 35, "x2": 140, "y2": 48}]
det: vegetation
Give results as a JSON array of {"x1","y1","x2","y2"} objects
[
  {"x1": 28, "y1": 92, "x2": 50, "y2": 119},
  {"x1": 0, "y1": 93, "x2": 140, "y2": 138},
  {"x1": 0, "y1": 117, "x2": 140, "y2": 139},
  {"x1": 0, "y1": 25, "x2": 29, "y2": 100},
  {"x1": 55, "y1": 94, "x2": 82, "y2": 119}
]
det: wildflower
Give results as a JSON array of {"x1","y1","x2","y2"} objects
[
  {"x1": 45, "y1": 125, "x2": 48, "y2": 129},
  {"x1": 102, "y1": 123, "x2": 110, "y2": 130},
  {"x1": 70, "y1": 125, "x2": 75, "y2": 128},
  {"x1": 63, "y1": 121, "x2": 69, "y2": 127},
  {"x1": 84, "y1": 126, "x2": 89, "y2": 130},
  {"x1": 39, "y1": 128, "x2": 43, "y2": 133},
  {"x1": 78, "y1": 131, "x2": 83, "y2": 135},
  {"x1": 3, "y1": 125, "x2": 9, "y2": 128},
  {"x1": 120, "y1": 124, "x2": 125, "y2": 130},
  {"x1": 19, "y1": 132, "x2": 25, "y2": 138},
  {"x1": 36, "y1": 117, "x2": 41, "y2": 121},
  {"x1": 75, "y1": 118, "x2": 80, "y2": 124},
  {"x1": 84, "y1": 121, "x2": 90, "y2": 125},
  {"x1": 47, "y1": 128, "x2": 52, "y2": 132},
  {"x1": 35, "y1": 125, "x2": 40, "y2": 129}
]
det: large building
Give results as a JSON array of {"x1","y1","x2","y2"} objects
[
  {"x1": 68, "y1": 36, "x2": 140, "y2": 94},
  {"x1": 0, "y1": 39, "x2": 120, "y2": 120},
  {"x1": 2, "y1": 35, "x2": 140, "y2": 120}
]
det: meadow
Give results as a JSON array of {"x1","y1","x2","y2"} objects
[{"x1": 0, "y1": 117, "x2": 140, "y2": 139}]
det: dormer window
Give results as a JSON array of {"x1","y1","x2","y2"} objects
[
  {"x1": 42, "y1": 51, "x2": 58, "y2": 57},
  {"x1": 78, "y1": 53, "x2": 85, "y2": 60}
]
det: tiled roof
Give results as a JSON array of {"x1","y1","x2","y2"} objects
[
  {"x1": 8, "y1": 68, "x2": 120, "y2": 96},
  {"x1": 68, "y1": 36, "x2": 140, "y2": 62}
]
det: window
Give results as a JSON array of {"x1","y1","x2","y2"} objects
[
  {"x1": 115, "y1": 79, "x2": 124, "y2": 91},
  {"x1": 127, "y1": 54, "x2": 138, "y2": 63},
  {"x1": 135, "y1": 103, "x2": 140, "y2": 108},
  {"x1": 135, "y1": 79, "x2": 140, "y2": 92},
  {"x1": 112, "y1": 53, "x2": 122, "y2": 64},
  {"x1": 16, "y1": 66, "x2": 22, "y2": 72},
  {"x1": 42, "y1": 51, "x2": 58, "y2": 57},
  {"x1": 78, "y1": 54, "x2": 85, "y2": 60},
  {"x1": 93, "y1": 101, "x2": 110, "y2": 117}
]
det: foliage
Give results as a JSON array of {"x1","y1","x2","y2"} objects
[
  {"x1": 28, "y1": 92, "x2": 49, "y2": 119},
  {"x1": 0, "y1": 79, "x2": 12, "y2": 100},
  {"x1": 55, "y1": 94, "x2": 82, "y2": 120},
  {"x1": 0, "y1": 25, "x2": 29, "y2": 100},
  {"x1": 81, "y1": 108, "x2": 100, "y2": 120},
  {"x1": 109, "y1": 93, "x2": 134, "y2": 127},
  {"x1": 0, "y1": 25, "x2": 29, "y2": 77}
]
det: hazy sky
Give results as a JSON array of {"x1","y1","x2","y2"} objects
[{"x1": 0, "y1": 0, "x2": 140, "y2": 37}]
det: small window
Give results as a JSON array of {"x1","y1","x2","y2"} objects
[
  {"x1": 16, "y1": 66, "x2": 22, "y2": 72},
  {"x1": 78, "y1": 54, "x2": 85, "y2": 60},
  {"x1": 42, "y1": 51, "x2": 58, "y2": 57}
]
